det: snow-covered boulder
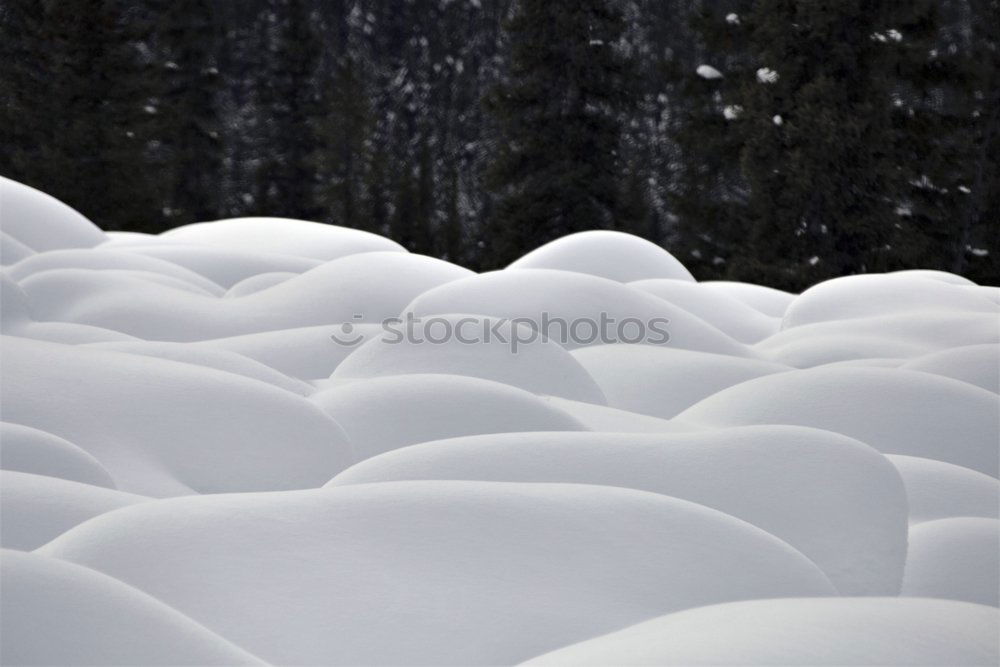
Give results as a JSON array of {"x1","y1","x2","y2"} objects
[
  {"x1": 902, "y1": 518, "x2": 999, "y2": 606},
  {"x1": 1, "y1": 550, "x2": 264, "y2": 666},
  {"x1": 332, "y1": 314, "x2": 606, "y2": 403},
  {"x1": 701, "y1": 280, "x2": 795, "y2": 317},
  {"x1": 6, "y1": 248, "x2": 224, "y2": 295},
  {"x1": 1, "y1": 336, "x2": 352, "y2": 496},
  {"x1": 87, "y1": 340, "x2": 312, "y2": 395},
  {"x1": 0, "y1": 177, "x2": 106, "y2": 252},
  {"x1": 631, "y1": 278, "x2": 779, "y2": 343},
  {"x1": 783, "y1": 274, "x2": 997, "y2": 328},
  {"x1": 162, "y1": 217, "x2": 405, "y2": 261},
  {"x1": 224, "y1": 271, "x2": 296, "y2": 297},
  {"x1": 887, "y1": 455, "x2": 999, "y2": 525},
  {"x1": 902, "y1": 344, "x2": 999, "y2": 393},
  {"x1": 41, "y1": 481, "x2": 834, "y2": 665},
  {"x1": 406, "y1": 269, "x2": 752, "y2": 356},
  {"x1": 0, "y1": 422, "x2": 115, "y2": 488},
  {"x1": 507, "y1": 230, "x2": 695, "y2": 282},
  {"x1": 0, "y1": 471, "x2": 147, "y2": 550},
  {"x1": 571, "y1": 345, "x2": 788, "y2": 419},
  {"x1": 107, "y1": 242, "x2": 320, "y2": 287},
  {"x1": 678, "y1": 367, "x2": 1000, "y2": 477},
  {"x1": 21, "y1": 252, "x2": 471, "y2": 341},
  {"x1": 201, "y1": 322, "x2": 386, "y2": 380},
  {"x1": 522, "y1": 597, "x2": 999, "y2": 666},
  {"x1": 311, "y1": 374, "x2": 586, "y2": 461},
  {"x1": 330, "y1": 425, "x2": 908, "y2": 594}
]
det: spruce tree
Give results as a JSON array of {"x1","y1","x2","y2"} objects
[
  {"x1": 668, "y1": 3, "x2": 755, "y2": 280},
  {"x1": 2, "y1": 0, "x2": 165, "y2": 231},
  {"x1": 255, "y1": 0, "x2": 322, "y2": 219},
  {"x1": 736, "y1": 0, "x2": 898, "y2": 289},
  {"x1": 155, "y1": 0, "x2": 223, "y2": 226},
  {"x1": 485, "y1": 0, "x2": 634, "y2": 268}
]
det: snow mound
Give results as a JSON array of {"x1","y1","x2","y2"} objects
[
  {"x1": 677, "y1": 367, "x2": 1000, "y2": 476},
  {"x1": 87, "y1": 340, "x2": 312, "y2": 395},
  {"x1": 902, "y1": 518, "x2": 1000, "y2": 606},
  {"x1": 109, "y1": 242, "x2": 320, "y2": 287},
  {"x1": 332, "y1": 314, "x2": 606, "y2": 403},
  {"x1": 224, "y1": 271, "x2": 296, "y2": 297},
  {"x1": 522, "y1": 597, "x2": 999, "y2": 666},
  {"x1": 783, "y1": 274, "x2": 997, "y2": 328},
  {"x1": 41, "y1": 481, "x2": 834, "y2": 665},
  {"x1": 571, "y1": 345, "x2": 788, "y2": 419},
  {"x1": 902, "y1": 344, "x2": 1000, "y2": 393},
  {"x1": 630, "y1": 278, "x2": 779, "y2": 342},
  {"x1": 0, "y1": 471, "x2": 147, "y2": 550},
  {"x1": 507, "y1": 230, "x2": 696, "y2": 282},
  {"x1": 6, "y1": 248, "x2": 224, "y2": 295},
  {"x1": 1, "y1": 336, "x2": 352, "y2": 496},
  {"x1": 162, "y1": 217, "x2": 405, "y2": 260},
  {"x1": 330, "y1": 426, "x2": 907, "y2": 594},
  {"x1": 0, "y1": 177, "x2": 106, "y2": 251},
  {"x1": 541, "y1": 396, "x2": 693, "y2": 433},
  {"x1": 701, "y1": 280, "x2": 795, "y2": 316},
  {"x1": 0, "y1": 422, "x2": 115, "y2": 488},
  {"x1": 757, "y1": 310, "x2": 1000, "y2": 365},
  {"x1": 887, "y1": 455, "x2": 999, "y2": 525},
  {"x1": 1, "y1": 273, "x2": 139, "y2": 344},
  {"x1": 311, "y1": 374, "x2": 585, "y2": 461},
  {"x1": 1, "y1": 550, "x2": 264, "y2": 665},
  {"x1": 406, "y1": 269, "x2": 752, "y2": 356},
  {"x1": 21, "y1": 252, "x2": 470, "y2": 341},
  {"x1": 201, "y1": 323, "x2": 386, "y2": 379},
  {"x1": 1, "y1": 231, "x2": 35, "y2": 265}
]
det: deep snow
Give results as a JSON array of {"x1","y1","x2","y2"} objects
[{"x1": 1, "y1": 175, "x2": 998, "y2": 665}]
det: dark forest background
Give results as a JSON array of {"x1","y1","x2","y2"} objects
[{"x1": 1, "y1": 0, "x2": 997, "y2": 289}]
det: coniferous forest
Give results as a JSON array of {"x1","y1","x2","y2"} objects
[{"x1": 1, "y1": 0, "x2": 997, "y2": 289}]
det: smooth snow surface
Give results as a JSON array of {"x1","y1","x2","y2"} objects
[
  {"x1": 902, "y1": 518, "x2": 1000, "y2": 606},
  {"x1": 0, "y1": 176, "x2": 106, "y2": 251},
  {"x1": 330, "y1": 427, "x2": 908, "y2": 595},
  {"x1": 41, "y1": 482, "x2": 834, "y2": 665},
  {"x1": 523, "y1": 598, "x2": 999, "y2": 665},
  {"x1": 1, "y1": 550, "x2": 264, "y2": 665},
  {"x1": 1, "y1": 177, "x2": 997, "y2": 665},
  {"x1": 507, "y1": 230, "x2": 696, "y2": 282}
]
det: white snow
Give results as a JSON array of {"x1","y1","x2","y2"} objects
[
  {"x1": 571, "y1": 345, "x2": 788, "y2": 418},
  {"x1": 677, "y1": 367, "x2": 1000, "y2": 476},
  {"x1": 311, "y1": 374, "x2": 585, "y2": 460},
  {"x1": 696, "y1": 64, "x2": 723, "y2": 80},
  {"x1": 330, "y1": 426, "x2": 908, "y2": 595},
  {"x1": 756, "y1": 67, "x2": 779, "y2": 84},
  {"x1": 332, "y1": 314, "x2": 607, "y2": 403},
  {"x1": 902, "y1": 518, "x2": 999, "y2": 606},
  {"x1": 523, "y1": 598, "x2": 999, "y2": 665},
  {"x1": 1, "y1": 177, "x2": 997, "y2": 665},
  {"x1": 39, "y1": 481, "x2": 834, "y2": 665},
  {"x1": 1, "y1": 550, "x2": 264, "y2": 665},
  {"x1": 0, "y1": 176, "x2": 107, "y2": 252},
  {"x1": 161, "y1": 217, "x2": 405, "y2": 261},
  {"x1": 507, "y1": 230, "x2": 696, "y2": 282},
  {"x1": 887, "y1": 455, "x2": 999, "y2": 525}
]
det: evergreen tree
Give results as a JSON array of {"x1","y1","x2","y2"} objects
[
  {"x1": 668, "y1": 3, "x2": 755, "y2": 280},
  {"x1": 1, "y1": 0, "x2": 165, "y2": 231},
  {"x1": 486, "y1": 0, "x2": 635, "y2": 268},
  {"x1": 255, "y1": 0, "x2": 322, "y2": 219},
  {"x1": 155, "y1": 0, "x2": 223, "y2": 226},
  {"x1": 735, "y1": 0, "x2": 899, "y2": 289}
]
